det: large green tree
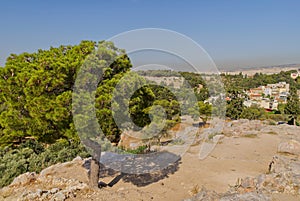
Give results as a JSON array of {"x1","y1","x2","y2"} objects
[
  {"x1": 189, "y1": 101, "x2": 212, "y2": 124},
  {"x1": 225, "y1": 88, "x2": 246, "y2": 120},
  {"x1": 284, "y1": 86, "x2": 300, "y2": 125},
  {"x1": 0, "y1": 41, "x2": 182, "y2": 148},
  {"x1": 0, "y1": 41, "x2": 95, "y2": 146}
]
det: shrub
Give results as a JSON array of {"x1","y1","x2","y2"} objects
[
  {"x1": 266, "y1": 113, "x2": 287, "y2": 122},
  {"x1": 0, "y1": 140, "x2": 89, "y2": 188},
  {"x1": 124, "y1": 145, "x2": 148, "y2": 154}
]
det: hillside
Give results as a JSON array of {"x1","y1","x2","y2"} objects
[
  {"x1": 0, "y1": 42, "x2": 299, "y2": 201},
  {"x1": 1, "y1": 120, "x2": 300, "y2": 201}
]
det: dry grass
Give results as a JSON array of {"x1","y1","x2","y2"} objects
[
  {"x1": 243, "y1": 134, "x2": 258, "y2": 138},
  {"x1": 189, "y1": 184, "x2": 200, "y2": 196},
  {"x1": 266, "y1": 131, "x2": 277, "y2": 135}
]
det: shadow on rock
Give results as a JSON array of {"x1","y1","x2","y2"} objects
[
  {"x1": 99, "y1": 151, "x2": 181, "y2": 187},
  {"x1": 122, "y1": 159, "x2": 180, "y2": 187}
]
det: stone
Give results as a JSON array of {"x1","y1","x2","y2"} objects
[
  {"x1": 50, "y1": 191, "x2": 66, "y2": 201},
  {"x1": 220, "y1": 192, "x2": 270, "y2": 201},
  {"x1": 72, "y1": 156, "x2": 82, "y2": 162},
  {"x1": 278, "y1": 140, "x2": 300, "y2": 155},
  {"x1": 50, "y1": 188, "x2": 60, "y2": 194},
  {"x1": 240, "y1": 177, "x2": 256, "y2": 189},
  {"x1": 183, "y1": 187, "x2": 220, "y2": 201},
  {"x1": 10, "y1": 172, "x2": 37, "y2": 186}
]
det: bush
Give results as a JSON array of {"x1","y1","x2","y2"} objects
[
  {"x1": 124, "y1": 145, "x2": 148, "y2": 154},
  {"x1": 0, "y1": 140, "x2": 89, "y2": 188},
  {"x1": 240, "y1": 106, "x2": 266, "y2": 120},
  {"x1": 265, "y1": 113, "x2": 287, "y2": 122}
]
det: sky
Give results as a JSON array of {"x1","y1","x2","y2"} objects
[{"x1": 0, "y1": 0, "x2": 300, "y2": 69}]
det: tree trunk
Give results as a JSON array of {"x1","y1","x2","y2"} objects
[
  {"x1": 89, "y1": 158, "x2": 100, "y2": 188},
  {"x1": 82, "y1": 139, "x2": 101, "y2": 188}
]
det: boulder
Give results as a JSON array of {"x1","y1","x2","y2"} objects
[
  {"x1": 220, "y1": 192, "x2": 270, "y2": 201},
  {"x1": 278, "y1": 140, "x2": 300, "y2": 155},
  {"x1": 183, "y1": 187, "x2": 220, "y2": 201},
  {"x1": 39, "y1": 157, "x2": 89, "y2": 184},
  {"x1": 10, "y1": 172, "x2": 37, "y2": 187},
  {"x1": 184, "y1": 188, "x2": 270, "y2": 201}
]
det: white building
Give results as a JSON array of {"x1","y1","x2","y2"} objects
[{"x1": 291, "y1": 69, "x2": 300, "y2": 79}]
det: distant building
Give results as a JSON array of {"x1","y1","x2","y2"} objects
[
  {"x1": 278, "y1": 92, "x2": 289, "y2": 102},
  {"x1": 264, "y1": 87, "x2": 272, "y2": 96},
  {"x1": 260, "y1": 98, "x2": 271, "y2": 109},
  {"x1": 250, "y1": 87, "x2": 264, "y2": 95},
  {"x1": 290, "y1": 69, "x2": 300, "y2": 79},
  {"x1": 244, "y1": 81, "x2": 290, "y2": 111},
  {"x1": 249, "y1": 94, "x2": 262, "y2": 101},
  {"x1": 243, "y1": 100, "x2": 253, "y2": 107}
]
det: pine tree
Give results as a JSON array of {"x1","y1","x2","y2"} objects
[{"x1": 285, "y1": 86, "x2": 300, "y2": 125}]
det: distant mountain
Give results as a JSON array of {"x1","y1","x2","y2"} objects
[
  {"x1": 219, "y1": 63, "x2": 300, "y2": 72},
  {"x1": 220, "y1": 64, "x2": 300, "y2": 75}
]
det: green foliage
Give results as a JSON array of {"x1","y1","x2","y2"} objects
[
  {"x1": 240, "y1": 105, "x2": 266, "y2": 120},
  {"x1": 221, "y1": 70, "x2": 300, "y2": 91},
  {"x1": 284, "y1": 86, "x2": 300, "y2": 125},
  {"x1": 0, "y1": 41, "x2": 182, "y2": 149},
  {"x1": 0, "y1": 140, "x2": 89, "y2": 188},
  {"x1": 225, "y1": 88, "x2": 246, "y2": 120},
  {"x1": 0, "y1": 41, "x2": 183, "y2": 187},
  {"x1": 265, "y1": 113, "x2": 287, "y2": 122},
  {"x1": 189, "y1": 101, "x2": 212, "y2": 123},
  {"x1": 0, "y1": 41, "x2": 96, "y2": 146},
  {"x1": 277, "y1": 103, "x2": 286, "y2": 114},
  {"x1": 222, "y1": 70, "x2": 300, "y2": 121},
  {"x1": 123, "y1": 145, "x2": 148, "y2": 154},
  {"x1": 0, "y1": 41, "x2": 182, "y2": 187},
  {"x1": 3, "y1": 40, "x2": 299, "y2": 188}
]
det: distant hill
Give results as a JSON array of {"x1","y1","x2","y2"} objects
[{"x1": 220, "y1": 64, "x2": 300, "y2": 76}]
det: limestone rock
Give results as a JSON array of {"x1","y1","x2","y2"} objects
[
  {"x1": 220, "y1": 192, "x2": 270, "y2": 201},
  {"x1": 278, "y1": 140, "x2": 300, "y2": 155},
  {"x1": 10, "y1": 172, "x2": 37, "y2": 187}
]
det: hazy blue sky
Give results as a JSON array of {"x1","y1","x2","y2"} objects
[{"x1": 1, "y1": 0, "x2": 300, "y2": 69}]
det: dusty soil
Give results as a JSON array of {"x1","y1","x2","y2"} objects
[{"x1": 73, "y1": 134, "x2": 285, "y2": 201}]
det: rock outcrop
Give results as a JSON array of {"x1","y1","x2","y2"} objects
[
  {"x1": 188, "y1": 120, "x2": 300, "y2": 201},
  {"x1": 184, "y1": 187, "x2": 271, "y2": 201},
  {"x1": 221, "y1": 119, "x2": 300, "y2": 139},
  {"x1": 278, "y1": 140, "x2": 300, "y2": 155},
  {"x1": 0, "y1": 157, "x2": 90, "y2": 201},
  {"x1": 187, "y1": 154, "x2": 300, "y2": 200}
]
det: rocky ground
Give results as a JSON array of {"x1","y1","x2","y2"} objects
[{"x1": 1, "y1": 119, "x2": 300, "y2": 201}]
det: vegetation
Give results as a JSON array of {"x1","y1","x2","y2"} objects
[
  {"x1": 225, "y1": 88, "x2": 246, "y2": 120},
  {"x1": 0, "y1": 41, "x2": 95, "y2": 146},
  {"x1": 0, "y1": 139, "x2": 89, "y2": 187},
  {"x1": 284, "y1": 86, "x2": 300, "y2": 125},
  {"x1": 221, "y1": 70, "x2": 300, "y2": 91},
  {"x1": 0, "y1": 41, "x2": 184, "y2": 187},
  {"x1": 240, "y1": 105, "x2": 266, "y2": 120},
  {"x1": 221, "y1": 71, "x2": 300, "y2": 123},
  {"x1": 123, "y1": 145, "x2": 148, "y2": 154},
  {"x1": 189, "y1": 101, "x2": 212, "y2": 123},
  {"x1": 0, "y1": 40, "x2": 299, "y2": 188}
]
